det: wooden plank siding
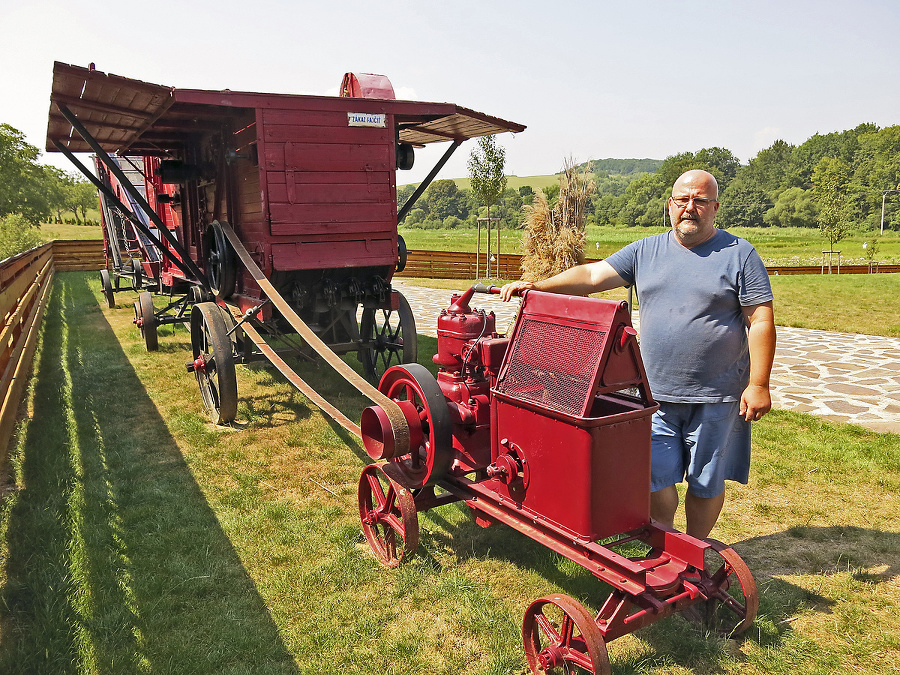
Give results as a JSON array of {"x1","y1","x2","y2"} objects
[
  {"x1": 52, "y1": 239, "x2": 107, "y2": 271},
  {"x1": 259, "y1": 105, "x2": 397, "y2": 269}
]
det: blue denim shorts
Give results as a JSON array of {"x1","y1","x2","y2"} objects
[{"x1": 650, "y1": 401, "x2": 751, "y2": 498}]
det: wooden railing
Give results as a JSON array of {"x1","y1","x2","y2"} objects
[
  {"x1": 0, "y1": 244, "x2": 54, "y2": 466},
  {"x1": 44, "y1": 240, "x2": 900, "y2": 278},
  {"x1": 397, "y1": 249, "x2": 900, "y2": 279}
]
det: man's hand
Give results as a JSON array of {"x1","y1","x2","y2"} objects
[
  {"x1": 740, "y1": 384, "x2": 771, "y2": 421},
  {"x1": 499, "y1": 280, "x2": 534, "y2": 301}
]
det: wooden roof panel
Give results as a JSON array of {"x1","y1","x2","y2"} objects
[{"x1": 47, "y1": 62, "x2": 525, "y2": 155}]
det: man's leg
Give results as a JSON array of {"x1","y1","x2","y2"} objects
[
  {"x1": 650, "y1": 485, "x2": 679, "y2": 528},
  {"x1": 684, "y1": 490, "x2": 725, "y2": 539}
]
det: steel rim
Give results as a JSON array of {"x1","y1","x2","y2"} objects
[
  {"x1": 522, "y1": 594, "x2": 610, "y2": 675},
  {"x1": 702, "y1": 539, "x2": 759, "y2": 636},
  {"x1": 358, "y1": 464, "x2": 418, "y2": 567}
]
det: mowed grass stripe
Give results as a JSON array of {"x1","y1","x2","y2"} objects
[{"x1": 0, "y1": 271, "x2": 898, "y2": 674}]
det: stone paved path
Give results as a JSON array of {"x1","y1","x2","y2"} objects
[{"x1": 393, "y1": 280, "x2": 900, "y2": 434}]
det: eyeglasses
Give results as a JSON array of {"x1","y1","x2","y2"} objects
[{"x1": 670, "y1": 196, "x2": 718, "y2": 208}]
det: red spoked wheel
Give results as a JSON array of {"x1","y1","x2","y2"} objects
[
  {"x1": 378, "y1": 363, "x2": 452, "y2": 489},
  {"x1": 358, "y1": 463, "x2": 419, "y2": 567},
  {"x1": 702, "y1": 539, "x2": 759, "y2": 636},
  {"x1": 523, "y1": 594, "x2": 610, "y2": 675}
]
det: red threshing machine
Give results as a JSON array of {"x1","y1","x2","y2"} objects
[
  {"x1": 46, "y1": 62, "x2": 524, "y2": 424},
  {"x1": 357, "y1": 285, "x2": 758, "y2": 674}
]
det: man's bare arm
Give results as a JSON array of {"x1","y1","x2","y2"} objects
[
  {"x1": 499, "y1": 261, "x2": 627, "y2": 301},
  {"x1": 740, "y1": 301, "x2": 776, "y2": 421}
]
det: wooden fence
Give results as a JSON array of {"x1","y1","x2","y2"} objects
[
  {"x1": 52, "y1": 239, "x2": 107, "y2": 271},
  {"x1": 0, "y1": 244, "x2": 54, "y2": 467},
  {"x1": 397, "y1": 249, "x2": 900, "y2": 279},
  {"x1": 43, "y1": 239, "x2": 900, "y2": 278}
]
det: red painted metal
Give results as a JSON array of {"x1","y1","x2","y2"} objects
[{"x1": 358, "y1": 286, "x2": 759, "y2": 673}]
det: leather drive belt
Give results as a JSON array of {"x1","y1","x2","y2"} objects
[{"x1": 220, "y1": 222, "x2": 410, "y2": 456}]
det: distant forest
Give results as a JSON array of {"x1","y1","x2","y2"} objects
[{"x1": 399, "y1": 123, "x2": 900, "y2": 232}]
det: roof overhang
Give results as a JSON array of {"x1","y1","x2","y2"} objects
[{"x1": 47, "y1": 62, "x2": 525, "y2": 156}]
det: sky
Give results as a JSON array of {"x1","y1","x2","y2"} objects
[{"x1": 2, "y1": 0, "x2": 899, "y2": 186}]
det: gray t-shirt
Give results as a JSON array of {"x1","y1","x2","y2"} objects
[{"x1": 605, "y1": 229, "x2": 773, "y2": 403}]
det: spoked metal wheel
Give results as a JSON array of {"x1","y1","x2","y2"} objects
[
  {"x1": 359, "y1": 292, "x2": 417, "y2": 384},
  {"x1": 358, "y1": 463, "x2": 419, "y2": 567},
  {"x1": 190, "y1": 302, "x2": 238, "y2": 424},
  {"x1": 134, "y1": 291, "x2": 158, "y2": 351},
  {"x1": 523, "y1": 594, "x2": 610, "y2": 675},
  {"x1": 701, "y1": 539, "x2": 758, "y2": 636},
  {"x1": 378, "y1": 364, "x2": 452, "y2": 489},
  {"x1": 204, "y1": 220, "x2": 237, "y2": 299},
  {"x1": 100, "y1": 269, "x2": 115, "y2": 309}
]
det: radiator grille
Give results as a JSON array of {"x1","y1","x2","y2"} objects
[{"x1": 497, "y1": 317, "x2": 605, "y2": 416}]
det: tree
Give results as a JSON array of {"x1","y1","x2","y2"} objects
[
  {"x1": 42, "y1": 166, "x2": 75, "y2": 223},
  {"x1": 70, "y1": 180, "x2": 97, "y2": 224},
  {"x1": 812, "y1": 157, "x2": 853, "y2": 270},
  {"x1": 423, "y1": 179, "x2": 463, "y2": 221},
  {"x1": 467, "y1": 135, "x2": 507, "y2": 221},
  {"x1": 718, "y1": 176, "x2": 771, "y2": 228},
  {"x1": 763, "y1": 187, "x2": 818, "y2": 228},
  {"x1": 0, "y1": 123, "x2": 53, "y2": 225}
]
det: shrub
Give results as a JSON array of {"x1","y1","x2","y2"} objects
[{"x1": 0, "y1": 214, "x2": 46, "y2": 261}]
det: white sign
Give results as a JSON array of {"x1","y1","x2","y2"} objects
[{"x1": 348, "y1": 112, "x2": 387, "y2": 128}]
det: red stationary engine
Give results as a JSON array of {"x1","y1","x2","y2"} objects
[{"x1": 357, "y1": 286, "x2": 760, "y2": 675}]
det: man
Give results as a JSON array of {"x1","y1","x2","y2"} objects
[{"x1": 500, "y1": 169, "x2": 776, "y2": 540}]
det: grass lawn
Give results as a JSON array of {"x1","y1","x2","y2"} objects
[
  {"x1": 1, "y1": 271, "x2": 899, "y2": 674},
  {"x1": 39, "y1": 223, "x2": 103, "y2": 241}
]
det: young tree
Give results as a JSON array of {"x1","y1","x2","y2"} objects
[
  {"x1": 468, "y1": 135, "x2": 507, "y2": 221},
  {"x1": 71, "y1": 180, "x2": 98, "y2": 224},
  {"x1": 812, "y1": 156, "x2": 853, "y2": 272}
]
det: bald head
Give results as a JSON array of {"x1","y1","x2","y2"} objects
[{"x1": 672, "y1": 170, "x2": 719, "y2": 200}]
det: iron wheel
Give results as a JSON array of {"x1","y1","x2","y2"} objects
[
  {"x1": 134, "y1": 291, "x2": 158, "y2": 351},
  {"x1": 358, "y1": 463, "x2": 419, "y2": 567},
  {"x1": 190, "y1": 302, "x2": 238, "y2": 424},
  {"x1": 523, "y1": 594, "x2": 610, "y2": 675},
  {"x1": 359, "y1": 291, "x2": 417, "y2": 384}
]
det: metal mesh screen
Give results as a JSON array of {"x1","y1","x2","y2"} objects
[{"x1": 497, "y1": 317, "x2": 605, "y2": 416}]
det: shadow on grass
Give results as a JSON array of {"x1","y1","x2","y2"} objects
[{"x1": 0, "y1": 272, "x2": 298, "y2": 674}]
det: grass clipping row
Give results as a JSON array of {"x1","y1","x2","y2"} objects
[{"x1": 520, "y1": 162, "x2": 594, "y2": 281}]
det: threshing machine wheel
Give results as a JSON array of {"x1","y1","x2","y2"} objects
[
  {"x1": 190, "y1": 302, "x2": 238, "y2": 424},
  {"x1": 522, "y1": 594, "x2": 610, "y2": 675},
  {"x1": 378, "y1": 364, "x2": 452, "y2": 489},
  {"x1": 359, "y1": 291, "x2": 417, "y2": 383},
  {"x1": 701, "y1": 539, "x2": 759, "y2": 636},
  {"x1": 100, "y1": 269, "x2": 115, "y2": 309},
  {"x1": 358, "y1": 463, "x2": 419, "y2": 567},
  {"x1": 134, "y1": 292, "x2": 159, "y2": 351},
  {"x1": 204, "y1": 221, "x2": 237, "y2": 299},
  {"x1": 131, "y1": 259, "x2": 143, "y2": 290}
]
